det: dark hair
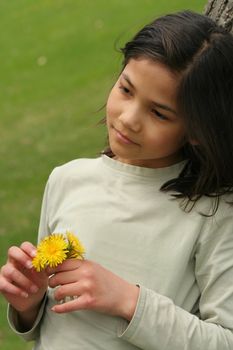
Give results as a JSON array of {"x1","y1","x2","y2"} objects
[{"x1": 103, "y1": 10, "x2": 233, "y2": 213}]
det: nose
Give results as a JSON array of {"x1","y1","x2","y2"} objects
[{"x1": 118, "y1": 103, "x2": 142, "y2": 132}]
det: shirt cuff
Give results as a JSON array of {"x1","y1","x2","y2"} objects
[
  {"x1": 117, "y1": 284, "x2": 147, "y2": 340},
  {"x1": 7, "y1": 293, "x2": 48, "y2": 342}
]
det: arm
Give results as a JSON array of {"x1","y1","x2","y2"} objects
[
  {"x1": 5, "y1": 179, "x2": 51, "y2": 340},
  {"x1": 118, "y1": 285, "x2": 233, "y2": 349},
  {"x1": 1, "y1": 242, "x2": 48, "y2": 340},
  {"x1": 7, "y1": 292, "x2": 48, "y2": 341},
  {"x1": 118, "y1": 208, "x2": 233, "y2": 349}
]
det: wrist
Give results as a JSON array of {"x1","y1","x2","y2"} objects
[
  {"x1": 120, "y1": 284, "x2": 140, "y2": 321},
  {"x1": 16, "y1": 294, "x2": 46, "y2": 331}
]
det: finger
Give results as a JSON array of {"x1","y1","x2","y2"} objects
[
  {"x1": 46, "y1": 258, "x2": 84, "y2": 275},
  {"x1": 52, "y1": 282, "x2": 81, "y2": 301},
  {"x1": 1, "y1": 264, "x2": 39, "y2": 294},
  {"x1": 49, "y1": 271, "x2": 79, "y2": 288},
  {"x1": 22, "y1": 267, "x2": 48, "y2": 288},
  {"x1": 51, "y1": 294, "x2": 90, "y2": 313},
  {"x1": 20, "y1": 241, "x2": 37, "y2": 258},
  {"x1": 0, "y1": 276, "x2": 29, "y2": 298},
  {"x1": 8, "y1": 246, "x2": 35, "y2": 270}
]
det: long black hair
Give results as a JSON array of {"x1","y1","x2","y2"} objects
[{"x1": 103, "y1": 10, "x2": 233, "y2": 213}]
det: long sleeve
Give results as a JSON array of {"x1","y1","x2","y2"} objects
[
  {"x1": 7, "y1": 294, "x2": 48, "y2": 342},
  {"x1": 118, "y1": 204, "x2": 233, "y2": 349},
  {"x1": 7, "y1": 179, "x2": 51, "y2": 341},
  {"x1": 6, "y1": 156, "x2": 233, "y2": 349}
]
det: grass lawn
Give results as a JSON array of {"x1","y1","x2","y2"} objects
[{"x1": 0, "y1": 1, "x2": 206, "y2": 349}]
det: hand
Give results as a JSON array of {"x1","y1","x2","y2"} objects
[
  {"x1": 0, "y1": 241, "x2": 48, "y2": 313},
  {"x1": 48, "y1": 259, "x2": 139, "y2": 321}
]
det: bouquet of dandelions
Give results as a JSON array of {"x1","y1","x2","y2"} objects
[{"x1": 32, "y1": 231, "x2": 85, "y2": 272}]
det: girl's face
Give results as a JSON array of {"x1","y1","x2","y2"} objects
[{"x1": 106, "y1": 58, "x2": 186, "y2": 168}]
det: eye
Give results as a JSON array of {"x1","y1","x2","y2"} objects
[
  {"x1": 151, "y1": 109, "x2": 168, "y2": 121},
  {"x1": 119, "y1": 84, "x2": 131, "y2": 95}
]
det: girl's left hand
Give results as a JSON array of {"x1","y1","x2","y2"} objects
[{"x1": 47, "y1": 259, "x2": 139, "y2": 321}]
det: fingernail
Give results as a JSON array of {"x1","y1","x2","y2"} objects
[
  {"x1": 30, "y1": 250, "x2": 37, "y2": 258},
  {"x1": 21, "y1": 292, "x2": 28, "y2": 298},
  {"x1": 26, "y1": 261, "x2": 33, "y2": 269},
  {"x1": 30, "y1": 285, "x2": 39, "y2": 293}
]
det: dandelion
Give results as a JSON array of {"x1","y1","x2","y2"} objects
[
  {"x1": 32, "y1": 232, "x2": 85, "y2": 272},
  {"x1": 66, "y1": 231, "x2": 85, "y2": 259},
  {"x1": 31, "y1": 252, "x2": 44, "y2": 272}
]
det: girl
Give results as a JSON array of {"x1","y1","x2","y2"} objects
[{"x1": 1, "y1": 10, "x2": 233, "y2": 350}]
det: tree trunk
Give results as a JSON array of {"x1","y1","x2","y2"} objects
[{"x1": 204, "y1": 0, "x2": 233, "y2": 33}]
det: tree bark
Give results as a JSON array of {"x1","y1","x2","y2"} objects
[{"x1": 204, "y1": 0, "x2": 233, "y2": 33}]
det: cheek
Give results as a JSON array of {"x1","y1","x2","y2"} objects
[
  {"x1": 106, "y1": 92, "x2": 119, "y2": 121},
  {"x1": 166, "y1": 129, "x2": 186, "y2": 151},
  {"x1": 146, "y1": 125, "x2": 186, "y2": 149}
]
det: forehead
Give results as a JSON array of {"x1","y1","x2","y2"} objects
[{"x1": 121, "y1": 58, "x2": 180, "y2": 105}]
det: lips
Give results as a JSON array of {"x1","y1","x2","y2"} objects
[{"x1": 113, "y1": 127, "x2": 138, "y2": 145}]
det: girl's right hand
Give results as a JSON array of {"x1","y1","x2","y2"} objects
[{"x1": 0, "y1": 241, "x2": 48, "y2": 313}]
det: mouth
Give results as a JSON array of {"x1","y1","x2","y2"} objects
[{"x1": 113, "y1": 127, "x2": 139, "y2": 145}]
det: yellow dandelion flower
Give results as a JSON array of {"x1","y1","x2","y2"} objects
[
  {"x1": 32, "y1": 234, "x2": 69, "y2": 271},
  {"x1": 32, "y1": 252, "x2": 47, "y2": 272},
  {"x1": 32, "y1": 232, "x2": 85, "y2": 271},
  {"x1": 66, "y1": 231, "x2": 85, "y2": 259}
]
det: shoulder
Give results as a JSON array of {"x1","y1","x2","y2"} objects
[
  {"x1": 196, "y1": 194, "x2": 233, "y2": 245},
  {"x1": 48, "y1": 157, "x2": 102, "y2": 183},
  {"x1": 45, "y1": 157, "x2": 104, "y2": 195}
]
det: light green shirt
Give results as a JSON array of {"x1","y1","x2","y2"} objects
[{"x1": 8, "y1": 155, "x2": 233, "y2": 349}]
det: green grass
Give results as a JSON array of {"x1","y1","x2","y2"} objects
[{"x1": 0, "y1": 1, "x2": 206, "y2": 349}]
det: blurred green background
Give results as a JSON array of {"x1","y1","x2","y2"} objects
[{"x1": 0, "y1": 0, "x2": 206, "y2": 349}]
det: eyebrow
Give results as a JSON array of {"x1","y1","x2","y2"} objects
[{"x1": 121, "y1": 73, "x2": 177, "y2": 115}]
